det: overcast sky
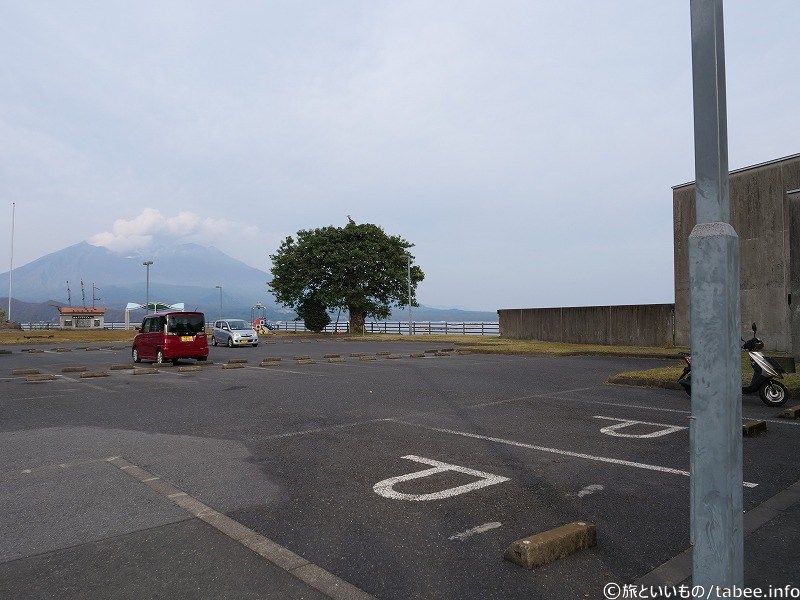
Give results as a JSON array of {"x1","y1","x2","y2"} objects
[{"x1": 1, "y1": 1, "x2": 798, "y2": 311}]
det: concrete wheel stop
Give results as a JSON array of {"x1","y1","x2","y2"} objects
[
  {"x1": 13, "y1": 368, "x2": 40, "y2": 375},
  {"x1": 780, "y1": 405, "x2": 800, "y2": 419},
  {"x1": 25, "y1": 373, "x2": 56, "y2": 382},
  {"x1": 133, "y1": 368, "x2": 159, "y2": 375},
  {"x1": 742, "y1": 419, "x2": 767, "y2": 436},
  {"x1": 503, "y1": 521, "x2": 597, "y2": 569},
  {"x1": 80, "y1": 371, "x2": 109, "y2": 378}
]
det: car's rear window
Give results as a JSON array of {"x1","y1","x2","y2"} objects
[{"x1": 167, "y1": 314, "x2": 205, "y2": 335}]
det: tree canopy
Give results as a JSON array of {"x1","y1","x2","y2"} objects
[{"x1": 268, "y1": 218, "x2": 424, "y2": 333}]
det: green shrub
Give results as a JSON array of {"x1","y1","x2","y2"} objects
[{"x1": 296, "y1": 295, "x2": 331, "y2": 332}]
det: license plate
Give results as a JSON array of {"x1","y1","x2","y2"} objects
[
  {"x1": 181, "y1": 336, "x2": 193, "y2": 342},
  {"x1": 240, "y1": 340, "x2": 249, "y2": 344}
]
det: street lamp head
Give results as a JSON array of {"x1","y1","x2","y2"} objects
[
  {"x1": 143, "y1": 260, "x2": 153, "y2": 266},
  {"x1": 215, "y1": 285, "x2": 222, "y2": 289}
]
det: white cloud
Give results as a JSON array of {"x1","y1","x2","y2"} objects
[{"x1": 87, "y1": 208, "x2": 257, "y2": 252}]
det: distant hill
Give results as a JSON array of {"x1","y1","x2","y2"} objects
[{"x1": 0, "y1": 242, "x2": 497, "y2": 323}]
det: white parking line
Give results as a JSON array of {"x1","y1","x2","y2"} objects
[
  {"x1": 4, "y1": 392, "x2": 80, "y2": 401},
  {"x1": 558, "y1": 395, "x2": 800, "y2": 428},
  {"x1": 449, "y1": 522, "x2": 502, "y2": 541},
  {"x1": 390, "y1": 420, "x2": 759, "y2": 488},
  {"x1": 242, "y1": 365, "x2": 329, "y2": 376},
  {"x1": 593, "y1": 416, "x2": 687, "y2": 438},
  {"x1": 373, "y1": 455, "x2": 510, "y2": 501},
  {"x1": 59, "y1": 375, "x2": 119, "y2": 393}
]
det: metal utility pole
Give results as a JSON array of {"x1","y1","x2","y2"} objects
[
  {"x1": 66, "y1": 281, "x2": 72, "y2": 306},
  {"x1": 80, "y1": 280, "x2": 86, "y2": 308},
  {"x1": 407, "y1": 255, "x2": 413, "y2": 335},
  {"x1": 143, "y1": 261, "x2": 153, "y2": 313},
  {"x1": 215, "y1": 285, "x2": 223, "y2": 321},
  {"x1": 92, "y1": 284, "x2": 101, "y2": 309},
  {"x1": 689, "y1": 0, "x2": 742, "y2": 591},
  {"x1": 7, "y1": 202, "x2": 15, "y2": 321}
]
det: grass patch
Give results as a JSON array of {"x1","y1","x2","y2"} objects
[
  {"x1": 334, "y1": 334, "x2": 686, "y2": 358},
  {"x1": 610, "y1": 356, "x2": 800, "y2": 397},
  {"x1": 0, "y1": 329, "x2": 136, "y2": 345}
]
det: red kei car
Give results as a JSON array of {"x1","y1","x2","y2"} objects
[{"x1": 132, "y1": 311, "x2": 209, "y2": 364}]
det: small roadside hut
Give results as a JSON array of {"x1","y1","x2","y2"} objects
[{"x1": 58, "y1": 307, "x2": 106, "y2": 329}]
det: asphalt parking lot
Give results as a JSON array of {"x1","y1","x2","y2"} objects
[{"x1": 1, "y1": 338, "x2": 799, "y2": 599}]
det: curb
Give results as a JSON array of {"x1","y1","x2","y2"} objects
[
  {"x1": 606, "y1": 376, "x2": 684, "y2": 391},
  {"x1": 61, "y1": 366, "x2": 88, "y2": 373},
  {"x1": 13, "y1": 368, "x2": 40, "y2": 375},
  {"x1": 637, "y1": 477, "x2": 800, "y2": 587}
]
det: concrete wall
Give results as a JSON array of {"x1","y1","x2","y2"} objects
[
  {"x1": 788, "y1": 189, "x2": 800, "y2": 357},
  {"x1": 673, "y1": 154, "x2": 800, "y2": 354},
  {"x1": 498, "y1": 304, "x2": 675, "y2": 347}
]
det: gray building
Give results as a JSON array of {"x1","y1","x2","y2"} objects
[{"x1": 673, "y1": 153, "x2": 800, "y2": 354}]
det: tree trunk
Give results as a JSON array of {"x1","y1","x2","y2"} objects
[{"x1": 349, "y1": 308, "x2": 365, "y2": 335}]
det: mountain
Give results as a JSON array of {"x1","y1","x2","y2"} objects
[
  {"x1": 0, "y1": 242, "x2": 277, "y2": 321},
  {"x1": 0, "y1": 242, "x2": 497, "y2": 323}
]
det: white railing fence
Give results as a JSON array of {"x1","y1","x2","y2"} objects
[
  {"x1": 21, "y1": 320, "x2": 500, "y2": 336},
  {"x1": 273, "y1": 321, "x2": 499, "y2": 336}
]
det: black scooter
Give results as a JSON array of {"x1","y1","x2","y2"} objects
[{"x1": 677, "y1": 323, "x2": 789, "y2": 407}]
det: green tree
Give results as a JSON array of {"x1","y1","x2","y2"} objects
[
  {"x1": 0, "y1": 307, "x2": 5, "y2": 321},
  {"x1": 269, "y1": 218, "x2": 424, "y2": 334}
]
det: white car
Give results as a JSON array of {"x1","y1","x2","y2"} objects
[{"x1": 211, "y1": 319, "x2": 259, "y2": 347}]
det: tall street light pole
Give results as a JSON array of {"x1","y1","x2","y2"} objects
[
  {"x1": 407, "y1": 254, "x2": 413, "y2": 335},
  {"x1": 143, "y1": 261, "x2": 153, "y2": 313},
  {"x1": 215, "y1": 285, "x2": 223, "y2": 321},
  {"x1": 689, "y1": 0, "x2": 742, "y2": 590},
  {"x1": 7, "y1": 202, "x2": 15, "y2": 322}
]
